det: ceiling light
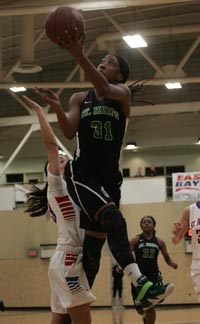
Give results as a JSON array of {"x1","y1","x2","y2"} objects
[
  {"x1": 165, "y1": 82, "x2": 182, "y2": 89},
  {"x1": 80, "y1": 2, "x2": 126, "y2": 11},
  {"x1": 125, "y1": 142, "x2": 137, "y2": 150},
  {"x1": 10, "y1": 86, "x2": 26, "y2": 93},
  {"x1": 123, "y1": 35, "x2": 147, "y2": 48}
]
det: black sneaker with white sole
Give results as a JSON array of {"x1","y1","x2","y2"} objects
[
  {"x1": 135, "y1": 275, "x2": 154, "y2": 301},
  {"x1": 140, "y1": 283, "x2": 174, "y2": 311}
]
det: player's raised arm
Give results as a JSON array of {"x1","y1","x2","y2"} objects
[
  {"x1": 57, "y1": 31, "x2": 130, "y2": 116},
  {"x1": 23, "y1": 95, "x2": 60, "y2": 176}
]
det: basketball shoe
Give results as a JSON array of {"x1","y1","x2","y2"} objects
[
  {"x1": 135, "y1": 276, "x2": 174, "y2": 310},
  {"x1": 0, "y1": 300, "x2": 5, "y2": 312}
]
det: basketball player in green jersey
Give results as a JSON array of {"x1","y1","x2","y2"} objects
[{"x1": 34, "y1": 28, "x2": 174, "y2": 309}]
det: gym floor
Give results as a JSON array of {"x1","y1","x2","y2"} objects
[{"x1": 0, "y1": 305, "x2": 199, "y2": 324}]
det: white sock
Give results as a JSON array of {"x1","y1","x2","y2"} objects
[{"x1": 123, "y1": 263, "x2": 142, "y2": 286}]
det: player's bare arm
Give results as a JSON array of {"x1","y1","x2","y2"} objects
[
  {"x1": 23, "y1": 95, "x2": 60, "y2": 176},
  {"x1": 158, "y1": 238, "x2": 178, "y2": 269},
  {"x1": 172, "y1": 207, "x2": 190, "y2": 244}
]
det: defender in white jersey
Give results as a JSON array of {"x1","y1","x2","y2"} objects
[
  {"x1": 23, "y1": 95, "x2": 96, "y2": 324},
  {"x1": 48, "y1": 171, "x2": 96, "y2": 312},
  {"x1": 172, "y1": 202, "x2": 200, "y2": 302}
]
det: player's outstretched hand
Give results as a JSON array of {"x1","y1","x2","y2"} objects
[
  {"x1": 23, "y1": 95, "x2": 42, "y2": 113},
  {"x1": 172, "y1": 222, "x2": 181, "y2": 236},
  {"x1": 171, "y1": 261, "x2": 178, "y2": 270},
  {"x1": 172, "y1": 222, "x2": 182, "y2": 245},
  {"x1": 34, "y1": 87, "x2": 62, "y2": 110},
  {"x1": 57, "y1": 28, "x2": 85, "y2": 58}
]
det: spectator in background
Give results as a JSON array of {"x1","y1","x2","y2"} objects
[
  {"x1": 112, "y1": 264, "x2": 124, "y2": 309},
  {"x1": 134, "y1": 166, "x2": 144, "y2": 177},
  {"x1": 146, "y1": 165, "x2": 157, "y2": 177}
]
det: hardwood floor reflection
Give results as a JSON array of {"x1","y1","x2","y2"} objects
[
  {"x1": 0, "y1": 305, "x2": 199, "y2": 324},
  {"x1": 92, "y1": 306, "x2": 200, "y2": 324}
]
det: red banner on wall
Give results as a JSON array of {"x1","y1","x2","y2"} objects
[{"x1": 172, "y1": 172, "x2": 200, "y2": 201}]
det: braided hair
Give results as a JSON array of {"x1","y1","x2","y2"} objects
[
  {"x1": 25, "y1": 161, "x2": 48, "y2": 217},
  {"x1": 129, "y1": 78, "x2": 155, "y2": 106},
  {"x1": 114, "y1": 53, "x2": 130, "y2": 83}
]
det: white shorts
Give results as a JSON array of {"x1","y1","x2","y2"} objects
[
  {"x1": 191, "y1": 259, "x2": 200, "y2": 302},
  {"x1": 48, "y1": 245, "x2": 96, "y2": 314}
]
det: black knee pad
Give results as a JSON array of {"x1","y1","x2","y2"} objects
[
  {"x1": 98, "y1": 205, "x2": 134, "y2": 269},
  {"x1": 97, "y1": 204, "x2": 125, "y2": 232},
  {"x1": 83, "y1": 235, "x2": 106, "y2": 287}
]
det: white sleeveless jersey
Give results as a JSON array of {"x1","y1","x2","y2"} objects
[
  {"x1": 189, "y1": 203, "x2": 200, "y2": 259},
  {"x1": 47, "y1": 172, "x2": 84, "y2": 247}
]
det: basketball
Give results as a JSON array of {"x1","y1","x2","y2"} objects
[{"x1": 45, "y1": 6, "x2": 85, "y2": 45}]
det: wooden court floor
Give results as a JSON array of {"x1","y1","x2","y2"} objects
[{"x1": 0, "y1": 306, "x2": 199, "y2": 324}]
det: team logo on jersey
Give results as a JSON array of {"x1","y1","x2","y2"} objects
[
  {"x1": 81, "y1": 107, "x2": 91, "y2": 119},
  {"x1": 93, "y1": 106, "x2": 119, "y2": 119},
  {"x1": 65, "y1": 253, "x2": 78, "y2": 266},
  {"x1": 55, "y1": 195, "x2": 76, "y2": 221},
  {"x1": 66, "y1": 276, "x2": 83, "y2": 294}
]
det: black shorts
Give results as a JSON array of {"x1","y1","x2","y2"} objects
[
  {"x1": 64, "y1": 160, "x2": 122, "y2": 232},
  {"x1": 112, "y1": 285, "x2": 123, "y2": 298}
]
